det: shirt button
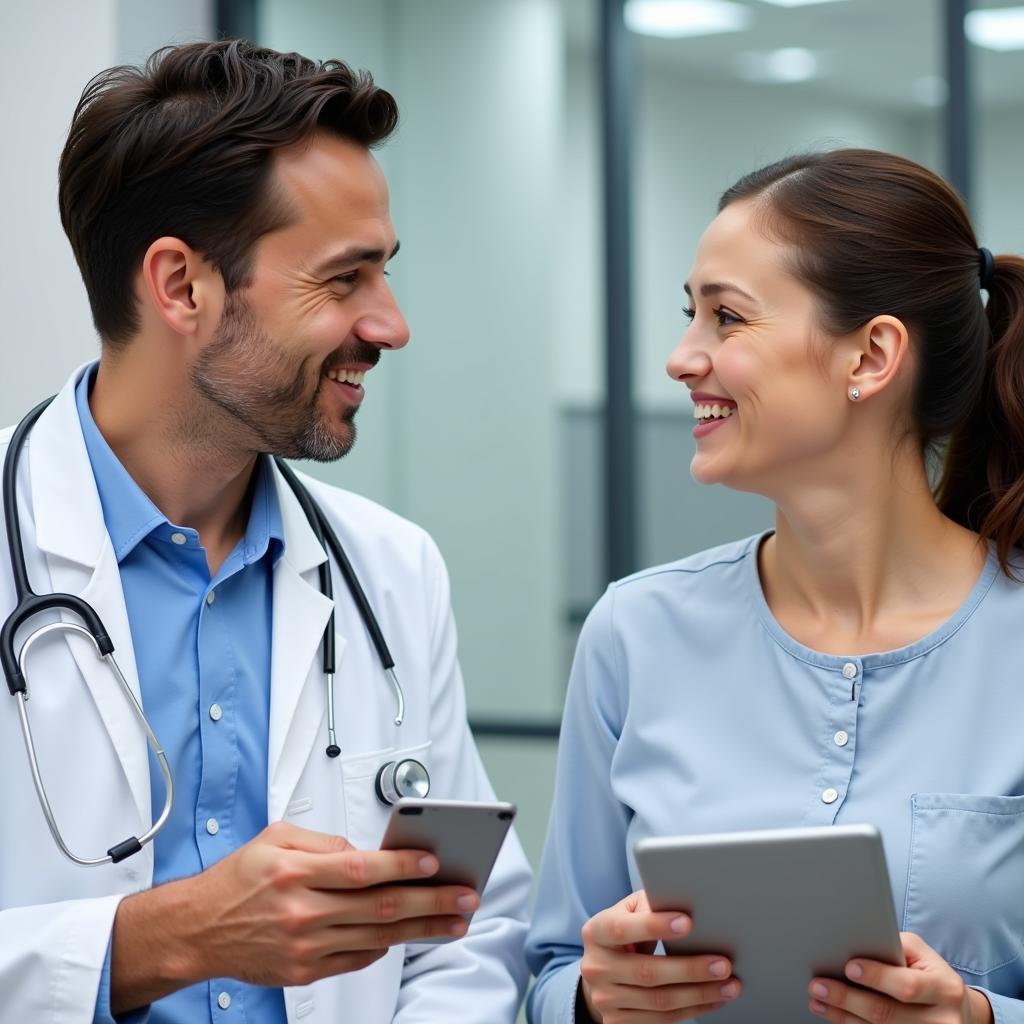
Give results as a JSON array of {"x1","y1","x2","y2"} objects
[
  {"x1": 209, "y1": 703, "x2": 223, "y2": 722},
  {"x1": 834, "y1": 730, "x2": 849, "y2": 747},
  {"x1": 206, "y1": 817, "x2": 220, "y2": 836},
  {"x1": 170, "y1": 532, "x2": 187, "y2": 546},
  {"x1": 217, "y1": 991, "x2": 232, "y2": 1010},
  {"x1": 822, "y1": 787, "x2": 839, "y2": 804},
  {"x1": 842, "y1": 662, "x2": 857, "y2": 680},
  {"x1": 206, "y1": 590, "x2": 216, "y2": 606}
]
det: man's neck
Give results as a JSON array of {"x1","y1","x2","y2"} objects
[{"x1": 89, "y1": 353, "x2": 259, "y2": 574}]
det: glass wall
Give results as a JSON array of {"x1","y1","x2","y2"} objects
[{"x1": 972, "y1": 0, "x2": 1024, "y2": 253}]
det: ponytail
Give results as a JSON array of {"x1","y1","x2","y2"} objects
[{"x1": 938, "y1": 255, "x2": 1024, "y2": 575}]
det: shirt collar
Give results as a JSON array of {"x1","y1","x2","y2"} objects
[{"x1": 75, "y1": 362, "x2": 285, "y2": 567}]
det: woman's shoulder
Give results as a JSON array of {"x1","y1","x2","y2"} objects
[{"x1": 612, "y1": 532, "x2": 765, "y2": 597}]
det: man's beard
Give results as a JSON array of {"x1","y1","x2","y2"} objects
[{"x1": 191, "y1": 292, "x2": 378, "y2": 462}]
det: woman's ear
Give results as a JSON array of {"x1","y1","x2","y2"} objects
[{"x1": 846, "y1": 315, "x2": 911, "y2": 401}]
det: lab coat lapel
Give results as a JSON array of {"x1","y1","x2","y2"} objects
[
  {"x1": 26, "y1": 372, "x2": 152, "y2": 835},
  {"x1": 267, "y1": 464, "x2": 335, "y2": 821}
]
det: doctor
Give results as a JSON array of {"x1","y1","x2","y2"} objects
[{"x1": 0, "y1": 39, "x2": 530, "y2": 1024}]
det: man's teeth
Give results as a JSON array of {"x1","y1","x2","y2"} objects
[
  {"x1": 693, "y1": 403, "x2": 735, "y2": 420},
  {"x1": 326, "y1": 368, "x2": 366, "y2": 386}
]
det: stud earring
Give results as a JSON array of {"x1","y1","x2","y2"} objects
[{"x1": 849, "y1": 387, "x2": 861, "y2": 401}]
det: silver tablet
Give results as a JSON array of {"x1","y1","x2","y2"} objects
[{"x1": 634, "y1": 824, "x2": 904, "y2": 1023}]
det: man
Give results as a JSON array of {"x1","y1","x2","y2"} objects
[{"x1": 0, "y1": 39, "x2": 530, "y2": 1023}]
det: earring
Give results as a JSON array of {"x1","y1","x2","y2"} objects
[{"x1": 848, "y1": 387, "x2": 861, "y2": 401}]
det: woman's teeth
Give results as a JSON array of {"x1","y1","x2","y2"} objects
[
  {"x1": 693, "y1": 403, "x2": 734, "y2": 420},
  {"x1": 326, "y1": 368, "x2": 365, "y2": 386}
]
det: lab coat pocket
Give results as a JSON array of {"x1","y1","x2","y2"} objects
[
  {"x1": 904, "y1": 792, "x2": 1024, "y2": 976},
  {"x1": 339, "y1": 741, "x2": 432, "y2": 851}
]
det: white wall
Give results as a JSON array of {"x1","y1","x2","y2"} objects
[
  {"x1": 0, "y1": 0, "x2": 214, "y2": 427},
  {"x1": 1, "y1": 1, "x2": 117, "y2": 424}
]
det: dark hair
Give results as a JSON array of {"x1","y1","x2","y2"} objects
[
  {"x1": 720, "y1": 149, "x2": 1024, "y2": 575},
  {"x1": 59, "y1": 39, "x2": 399, "y2": 346}
]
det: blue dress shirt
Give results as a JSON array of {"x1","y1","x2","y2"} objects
[
  {"x1": 527, "y1": 532, "x2": 1024, "y2": 1023},
  {"x1": 76, "y1": 366, "x2": 288, "y2": 1024}
]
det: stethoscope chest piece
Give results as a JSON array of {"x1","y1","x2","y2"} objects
[{"x1": 375, "y1": 758, "x2": 430, "y2": 805}]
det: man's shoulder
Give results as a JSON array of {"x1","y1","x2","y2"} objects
[{"x1": 292, "y1": 471, "x2": 442, "y2": 568}]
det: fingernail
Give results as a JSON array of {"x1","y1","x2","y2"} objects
[
  {"x1": 709, "y1": 960, "x2": 729, "y2": 978},
  {"x1": 457, "y1": 893, "x2": 478, "y2": 912},
  {"x1": 847, "y1": 961, "x2": 864, "y2": 980},
  {"x1": 811, "y1": 983, "x2": 828, "y2": 999},
  {"x1": 669, "y1": 915, "x2": 690, "y2": 934},
  {"x1": 720, "y1": 981, "x2": 740, "y2": 999},
  {"x1": 811, "y1": 1001, "x2": 827, "y2": 1015},
  {"x1": 419, "y1": 856, "x2": 438, "y2": 874},
  {"x1": 448, "y1": 919, "x2": 468, "y2": 936}
]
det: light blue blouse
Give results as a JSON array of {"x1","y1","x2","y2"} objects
[{"x1": 527, "y1": 532, "x2": 1024, "y2": 1024}]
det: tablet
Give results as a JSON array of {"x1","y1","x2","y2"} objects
[{"x1": 634, "y1": 824, "x2": 904, "y2": 1023}]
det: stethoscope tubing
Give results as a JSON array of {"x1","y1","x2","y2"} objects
[{"x1": 2, "y1": 394, "x2": 416, "y2": 867}]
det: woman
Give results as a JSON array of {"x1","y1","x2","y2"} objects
[{"x1": 526, "y1": 149, "x2": 1024, "y2": 1024}]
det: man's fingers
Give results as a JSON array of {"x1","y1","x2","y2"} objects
[
  {"x1": 299, "y1": 848, "x2": 440, "y2": 889},
  {"x1": 306, "y1": 883, "x2": 479, "y2": 926},
  {"x1": 327, "y1": 914, "x2": 470, "y2": 952},
  {"x1": 264, "y1": 821, "x2": 356, "y2": 855}
]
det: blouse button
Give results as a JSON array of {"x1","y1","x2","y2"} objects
[
  {"x1": 834, "y1": 731, "x2": 849, "y2": 747},
  {"x1": 821, "y1": 787, "x2": 839, "y2": 804}
]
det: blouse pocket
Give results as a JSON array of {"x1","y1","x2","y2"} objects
[
  {"x1": 339, "y1": 741, "x2": 432, "y2": 851},
  {"x1": 904, "y1": 792, "x2": 1024, "y2": 976}
]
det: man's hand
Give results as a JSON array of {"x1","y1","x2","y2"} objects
[
  {"x1": 808, "y1": 932, "x2": 993, "y2": 1024},
  {"x1": 110, "y1": 821, "x2": 479, "y2": 1014}
]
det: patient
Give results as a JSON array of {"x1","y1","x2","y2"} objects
[{"x1": 527, "y1": 149, "x2": 1024, "y2": 1024}]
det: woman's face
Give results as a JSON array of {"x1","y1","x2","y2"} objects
[{"x1": 666, "y1": 199, "x2": 858, "y2": 497}]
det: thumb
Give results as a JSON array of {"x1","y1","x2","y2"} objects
[
  {"x1": 899, "y1": 931, "x2": 938, "y2": 967},
  {"x1": 264, "y1": 822, "x2": 356, "y2": 854}
]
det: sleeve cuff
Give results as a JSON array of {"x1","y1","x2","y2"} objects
[
  {"x1": 93, "y1": 937, "x2": 150, "y2": 1024},
  {"x1": 971, "y1": 987, "x2": 1024, "y2": 1024},
  {"x1": 527, "y1": 959, "x2": 583, "y2": 1024}
]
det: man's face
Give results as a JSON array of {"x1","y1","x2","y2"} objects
[{"x1": 191, "y1": 131, "x2": 408, "y2": 461}]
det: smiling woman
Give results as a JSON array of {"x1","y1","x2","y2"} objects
[{"x1": 527, "y1": 148, "x2": 1024, "y2": 1024}]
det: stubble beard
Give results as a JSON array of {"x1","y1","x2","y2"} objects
[{"x1": 191, "y1": 291, "x2": 359, "y2": 462}]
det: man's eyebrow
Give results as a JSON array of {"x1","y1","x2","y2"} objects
[
  {"x1": 313, "y1": 240, "x2": 401, "y2": 276},
  {"x1": 683, "y1": 281, "x2": 757, "y2": 304}
]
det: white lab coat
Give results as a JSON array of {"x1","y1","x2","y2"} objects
[{"x1": 0, "y1": 367, "x2": 532, "y2": 1023}]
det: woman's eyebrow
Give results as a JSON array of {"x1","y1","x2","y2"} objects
[{"x1": 683, "y1": 281, "x2": 758, "y2": 304}]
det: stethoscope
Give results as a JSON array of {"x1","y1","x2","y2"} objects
[{"x1": 1, "y1": 395, "x2": 430, "y2": 867}]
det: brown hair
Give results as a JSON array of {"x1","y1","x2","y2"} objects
[
  {"x1": 720, "y1": 149, "x2": 1024, "y2": 575},
  {"x1": 59, "y1": 39, "x2": 399, "y2": 346}
]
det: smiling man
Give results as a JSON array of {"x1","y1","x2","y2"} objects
[{"x1": 0, "y1": 40, "x2": 530, "y2": 1024}]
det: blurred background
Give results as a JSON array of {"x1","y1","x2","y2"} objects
[{"x1": 2, "y1": 0, "x2": 1022, "y2": 906}]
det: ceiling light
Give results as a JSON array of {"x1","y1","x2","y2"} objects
[
  {"x1": 624, "y1": 0, "x2": 753, "y2": 39},
  {"x1": 965, "y1": 6, "x2": 1024, "y2": 51},
  {"x1": 735, "y1": 47, "x2": 820, "y2": 83},
  {"x1": 756, "y1": 0, "x2": 846, "y2": 6}
]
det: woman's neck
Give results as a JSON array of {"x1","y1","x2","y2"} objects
[{"x1": 758, "y1": 445, "x2": 987, "y2": 654}]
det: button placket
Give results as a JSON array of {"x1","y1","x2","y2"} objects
[{"x1": 814, "y1": 662, "x2": 863, "y2": 823}]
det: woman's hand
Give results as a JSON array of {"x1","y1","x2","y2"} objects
[
  {"x1": 807, "y1": 932, "x2": 993, "y2": 1024},
  {"x1": 579, "y1": 890, "x2": 742, "y2": 1023}
]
